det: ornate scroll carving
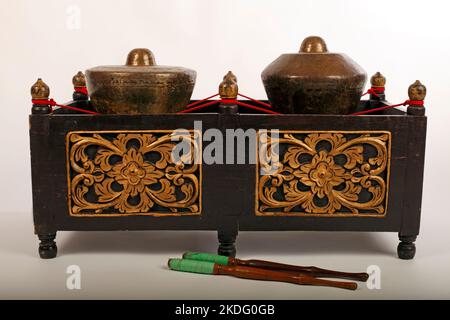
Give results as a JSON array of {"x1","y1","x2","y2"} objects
[
  {"x1": 256, "y1": 131, "x2": 391, "y2": 217},
  {"x1": 66, "y1": 130, "x2": 201, "y2": 216}
]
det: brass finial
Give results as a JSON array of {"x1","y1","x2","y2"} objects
[
  {"x1": 370, "y1": 72, "x2": 386, "y2": 87},
  {"x1": 299, "y1": 36, "x2": 328, "y2": 53},
  {"x1": 219, "y1": 71, "x2": 238, "y2": 99},
  {"x1": 408, "y1": 80, "x2": 426, "y2": 101},
  {"x1": 72, "y1": 71, "x2": 86, "y2": 87},
  {"x1": 31, "y1": 78, "x2": 50, "y2": 99},
  {"x1": 126, "y1": 48, "x2": 156, "y2": 66}
]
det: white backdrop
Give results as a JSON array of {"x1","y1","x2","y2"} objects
[
  {"x1": 1, "y1": 0, "x2": 449, "y2": 220},
  {"x1": 2, "y1": 0, "x2": 450, "y2": 300}
]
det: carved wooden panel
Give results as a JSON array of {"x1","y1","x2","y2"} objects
[
  {"x1": 66, "y1": 130, "x2": 201, "y2": 216},
  {"x1": 256, "y1": 131, "x2": 391, "y2": 217}
]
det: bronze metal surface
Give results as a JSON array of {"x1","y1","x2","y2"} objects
[
  {"x1": 72, "y1": 71, "x2": 86, "y2": 87},
  {"x1": 125, "y1": 48, "x2": 156, "y2": 66},
  {"x1": 85, "y1": 48, "x2": 196, "y2": 114},
  {"x1": 408, "y1": 80, "x2": 426, "y2": 101},
  {"x1": 255, "y1": 130, "x2": 391, "y2": 217},
  {"x1": 219, "y1": 71, "x2": 238, "y2": 99},
  {"x1": 31, "y1": 78, "x2": 50, "y2": 99},
  {"x1": 66, "y1": 130, "x2": 202, "y2": 216},
  {"x1": 261, "y1": 36, "x2": 367, "y2": 114},
  {"x1": 370, "y1": 72, "x2": 386, "y2": 88}
]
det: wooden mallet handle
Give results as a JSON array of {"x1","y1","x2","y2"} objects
[
  {"x1": 216, "y1": 265, "x2": 358, "y2": 291},
  {"x1": 234, "y1": 259, "x2": 369, "y2": 282}
]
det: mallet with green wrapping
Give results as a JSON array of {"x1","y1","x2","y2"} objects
[
  {"x1": 182, "y1": 252, "x2": 369, "y2": 282},
  {"x1": 168, "y1": 258, "x2": 357, "y2": 290}
]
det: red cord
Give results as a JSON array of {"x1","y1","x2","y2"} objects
[
  {"x1": 179, "y1": 92, "x2": 277, "y2": 114},
  {"x1": 185, "y1": 93, "x2": 220, "y2": 109},
  {"x1": 234, "y1": 101, "x2": 280, "y2": 114},
  {"x1": 177, "y1": 98, "x2": 280, "y2": 114},
  {"x1": 178, "y1": 100, "x2": 221, "y2": 113},
  {"x1": 371, "y1": 87, "x2": 385, "y2": 93},
  {"x1": 237, "y1": 93, "x2": 273, "y2": 108},
  {"x1": 407, "y1": 100, "x2": 424, "y2": 106},
  {"x1": 350, "y1": 100, "x2": 423, "y2": 116},
  {"x1": 32, "y1": 86, "x2": 423, "y2": 117},
  {"x1": 74, "y1": 86, "x2": 88, "y2": 95},
  {"x1": 220, "y1": 99, "x2": 237, "y2": 104},
  {"x1": 361, "y1": 87, "x2": 385, "y2": 98},
  {"x1": 32, "y1": 99, "x2": 99, "y2": 115},
  {"x1": 178, "y1": 90, "x2": 425, "y2": 116}
]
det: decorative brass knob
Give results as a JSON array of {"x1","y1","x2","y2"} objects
[
  {"x1": 370, "y1": 72, "x2": 386, "y2": 87},
  {"x1": 408, "y1": 80, "x2": 426, "y2": 101},
  {"x1": 125, "y1": 48, "x2": 156, "y2": 66},
  {"x1": 299, "y1": 36, "x2": 328, "y2": 53},
  {"x1": 31, "y1": 78, "x2": 50, "y2": 99},
  {"x1": 219, "y1": 71, "x2": 238, "y2": 99},
  {"x1": 72, "y1": 71, "x2": 86, "y2": 87}
]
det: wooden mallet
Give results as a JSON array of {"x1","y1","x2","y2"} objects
[
  {"x1": 182, "y1": 252, "x2": 369, "y2": 282},
  {"x1": 169, "y1": 258, "x2": 357, "y2": 290}
]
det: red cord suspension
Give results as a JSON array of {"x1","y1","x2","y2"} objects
[
  {"x1": 185, "y1": 93, "x2": 220, "y2": 109},
  {"x1": 350, "y1": 100, "x2": 423, "y2": 116},
  {"x1": 74, "y1": 86, "x2": 89, "y2": 95},
  {"x1": 32, "y1": 99, "x2": 99, "y2": 115},
  {"x1": 178, "y1": 98, "x2": 280, "y2": 114},
  {"x1": 178, "y1": 92, "x2": 278, "y2": 114},
  {"x1": 178, "y1": 100, "x2": 221, "y2": 113},
  {"x1": 237, "y1": 93, "x2": 273, "y2": 108},
  {"x1": 234, "y1": 100, "x2": 279, "y2": 114},
  {"x1": 31, "y1": 85, "x2": 422, "y2": 116},
  {"x1": 361, "y1": 87, "x2": 385, "y2": 98}
]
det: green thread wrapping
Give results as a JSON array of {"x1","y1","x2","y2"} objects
[
  {"x1": 168, "y1": 259, "x2": 215, "y2": 275},
  {"x1": 182, "y1": 252, "x2": 230, "y2": 265}
]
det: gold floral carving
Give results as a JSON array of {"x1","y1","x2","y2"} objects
[
  {"x1": 256, "y1": 131, "x2": 391, "y2": 217},
  {"x1": 66, "y1": 130, "x2": 201, "y2": 216}
]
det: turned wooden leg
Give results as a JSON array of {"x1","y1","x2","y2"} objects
[
  {"x1": 218, "y1": 231, "x2": 237, "y2": 257},
  {"x1": 38, "y1": 233, "x2": 57, "y2": 259},
  {"x1": 397, "y1": 234, "x2": 417, "y2": 260}
]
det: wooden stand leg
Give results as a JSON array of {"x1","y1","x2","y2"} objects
[
  {"x1": 38, "y1": 233, "x2": 58, "y2": 259},
  {"x1": 218, "y1": 231, "x2": 237, "y2": 258},
  {"x1": 397, "y1": 234, "x2": 417, "y2": 260}
]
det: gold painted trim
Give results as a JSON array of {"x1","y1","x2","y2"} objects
[
  {"x1": 255, "y1": 130, "x2": 391, "y2": 218},
  {"x1": 66, "y1": 130, "x2": 202, "y2": 217}
]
